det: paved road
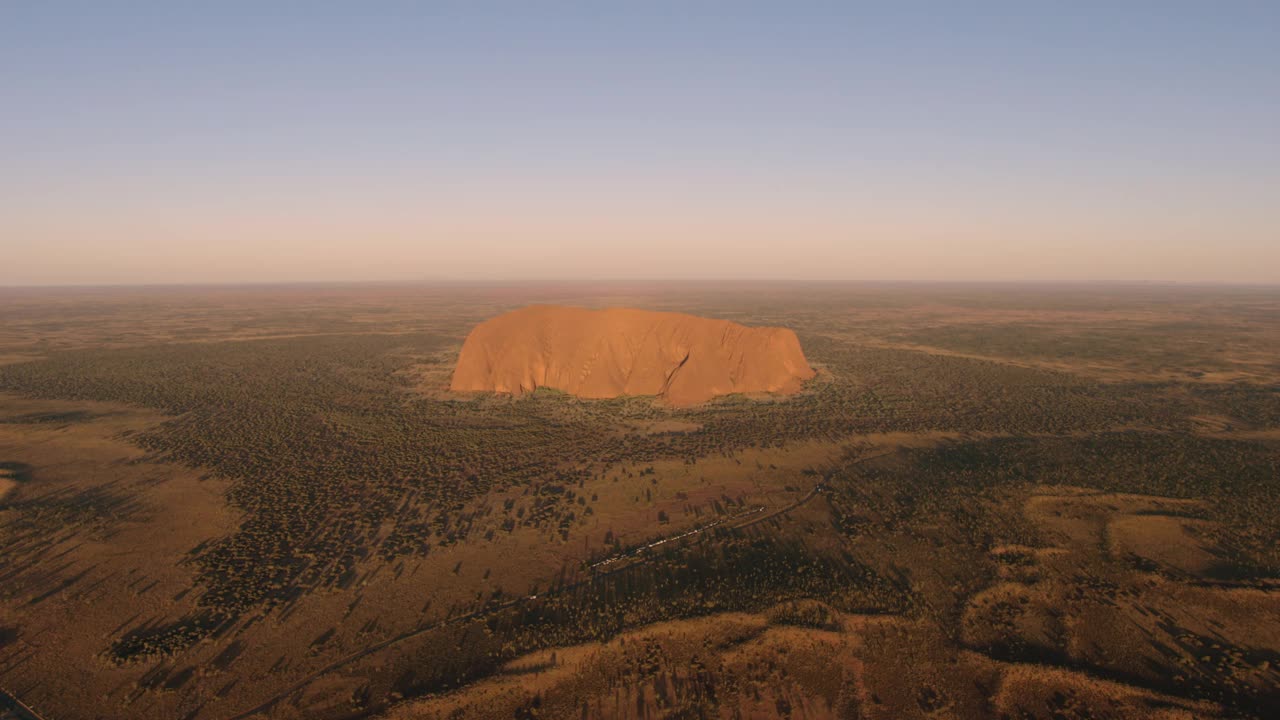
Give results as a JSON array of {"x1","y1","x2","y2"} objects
[
  {"x1": 226, "y1": 480, "x2": 828, "y2": 720},
  {"x1": 586, "y1": 504, "x2": 766, "y2": 570},
  {"x1": 0, "y1": 688, "x2": 50, "y2": 720}
]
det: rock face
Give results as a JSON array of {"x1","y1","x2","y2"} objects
[{"x1": 450, "y1": 305, "x2": 816, "y2": 407}]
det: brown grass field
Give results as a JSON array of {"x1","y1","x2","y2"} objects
[{"x1": 0, "y1": 282, "x2": 1278, "y2": 719}]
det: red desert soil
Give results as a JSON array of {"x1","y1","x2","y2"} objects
[{"x1": 450, "y1": 305, "x2": 816, "y2": 406}]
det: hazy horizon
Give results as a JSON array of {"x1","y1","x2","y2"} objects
[
  {"x1": 4, "y1": 2, "x2": 1278, "y2": 286},
  {"x1": 5, "y1": 279, "x2": 1280, "y2": 292}
]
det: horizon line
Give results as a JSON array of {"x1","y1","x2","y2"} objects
[{"x1": 4, "y1": 278, "x2": 1280, "y2": 291}]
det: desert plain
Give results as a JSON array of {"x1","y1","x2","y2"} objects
[{"x1": 0, "y1": 282, "x2": 1278, "y2": 719}]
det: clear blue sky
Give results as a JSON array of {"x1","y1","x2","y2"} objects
[{"x1": 3, "y1": 2, "x2": 1278, "y2": 285}]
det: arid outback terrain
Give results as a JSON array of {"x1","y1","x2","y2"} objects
[{"x1": 0, "y1": 282, "x2": 1278, "y2": 720}]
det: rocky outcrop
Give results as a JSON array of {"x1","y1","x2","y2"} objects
[{"x1": 450, "y1": 305, "x2": 815, "y2": 406}]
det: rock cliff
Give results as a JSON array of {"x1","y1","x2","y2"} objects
[{"x1": 450, "y1": 305, "x2": 815, "y2": 406}]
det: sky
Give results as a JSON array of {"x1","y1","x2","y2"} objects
[{"x1": 3, "y1": 1, "x2": 1278, "y2": 286}]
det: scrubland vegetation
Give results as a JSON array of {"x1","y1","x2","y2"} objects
[{"x1": 0, "y1": 284, "x2": 1278, "y2": 719}]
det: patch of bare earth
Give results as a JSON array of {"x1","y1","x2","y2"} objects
[{"x1": 0, "y1": 397, "x2": 241, "y2": 720}]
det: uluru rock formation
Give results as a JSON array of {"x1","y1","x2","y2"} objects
[{"x1": 450, "y1": 305, "x2": 816, "y2": 407}]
